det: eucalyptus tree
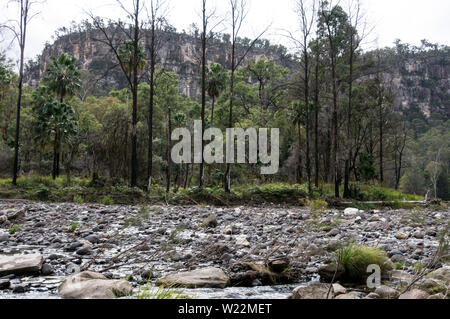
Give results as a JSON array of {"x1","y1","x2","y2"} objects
[
  {"x1": 42, "y1": 53, "x2": 81, "y2": 178},
  {"x1": 89, "y1": 0, "x2": 145, "y2": 187},
  {"x1": 1, "y1": 0, "x2": 42, "y2": 184},
  {"x1": 224, "y1": 0, "x2": 267, "y2": 193},
  {"x1": 318, "y1": 1, "x2": 349, "y2": 198},
  {"x1": 146, "y1": 0, "x2": 168, "y2": 191}
]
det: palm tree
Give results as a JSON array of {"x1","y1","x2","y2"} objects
[
  {"x1": 206, "y1": 63, "x2": 227, "y2": 125},
  {"x1": 43, "y1": 53, "x2": 81, "y2": 178}
]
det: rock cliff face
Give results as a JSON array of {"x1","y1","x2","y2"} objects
[
  {"x1": 386, "y1": 55, "x2": 450, "y2": 118},
  {"x1": 25, "y1": 29, "x2": 449, "y2": 118},
  {"x1": 25, "y1": 29, "x2": 293, "y2": 99}
]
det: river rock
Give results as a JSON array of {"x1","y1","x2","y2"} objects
[
  {"x1": 344, "y1": 208, "x2": 360, "y2": 216},
  {"x1": 0, "y1": 279, "x2": 11, "y2": 290},
  {"x1": 426, "y1": 266, "x2": 450, "y2": 282},
  {"x1": 335, "y1": 292, "x2": 360, "y2": 299},
  {"x1": 395, "y1": 232, "x2": 409, "y2": 240},
  {"x1": 268, "y1": 257, "x2": 290, "y2": 273},
  {"x1": 58, "y1": 271, "x2": 133, "y2": 299},
  {"x1": 398, "y1": 289, "x2": 430, "y2": 299},
  {"x1": 0, "y1": 215, "x2": 7, "y2": 224},
  {"x1": 374, "y1": 285, "x2": 399, "y2": 299},
  {"x1": 157, "y1": 267, "x2": 229, "y2": 288},
  {"x1": 289, "y1": 282, "x2": 333, "y2": 299},
  {"x1": 202, "y1": 214, "x2": 218, "y2": 228},
  {"x1": 318, "y1": 264, "x2": 344, "y2": 282},
  {"x1": 0, "y1": 254, "x2": 44, "y2": 276},
  {"x1": 0, "y1": 232, "x2": 8, "y2": 242},
  {"x1": 332, "y1": 283, "x2": 347, "y2": 296}
]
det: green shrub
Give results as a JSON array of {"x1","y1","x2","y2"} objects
[
  {"x1": 336, "y1": 244, "x2": 390, "y2": 283},
  {"x1": 124, "y1": 217, "x2": 142, "y2": 228},
  {"x1": 102, "y1": 196, "x2": 114, "y2": 205},
  {"x1": 36, "y1": 185, "x2": 50, "y2": 200},
  {"x1": 73, "y1": 195, "x2": 84, "y2": 204},
  {"x1": 136, "y1": 280, "x2": 191, "y2": 299},
  {"x1": 9, "y1": 224, "x2": 21, "y2": 234},
  {"x1": 67, "y1": 221, "x2": 79, "y2": 232}
]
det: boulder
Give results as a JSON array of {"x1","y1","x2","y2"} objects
[
  {"x1": 318, "y1": 264, "x2": 345, "y2": 282},
  {"x1": 157, "y1": 267, "x2": 229, "y2": 288},
  {"x1": 344, "y1": 208, "x2": 360, "y2": 216},
  {"x1": 398, "y1": 289, "x2": 430, "y2": 299},
  {"x1": 268, "y1": 257, "x2": 290, "y2": 273},
  {"x1": 427, "y1": 266, "x2": 450, "y2": 282},
  {"x1": 332, "y1": 283, "x2": 347, "y2": 296},
  {"x1": 289, "y1": 282, "x2": 333, "y2": 299},
  {"x1": 58, "y1": 271, "x2": 133, "y2": 299},
  {"x1": 335, "y1": 292, "x2": 360, "y2": 299},
  {"x1": 0, "y1": 254, "x2": 44, "y2": 276},
  {"x1": 374, "y1": 285, "x2": 399, "y2": 299},
  {"x1": 3, "y1": 209, "x2": 25, "y2": 221},
  {"x1": 202, "y1": 214, "x2": 218, "y2": 228}
]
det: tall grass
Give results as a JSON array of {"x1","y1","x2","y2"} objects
[{"x1": 336, "y1": 244, "x2": 390, "y2": 283}]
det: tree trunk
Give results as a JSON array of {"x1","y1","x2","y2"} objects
[
  {"x1": 304, "y1": 46, "x2": 312, "y2": 196},
  {"x1": 131, "y1": 0, "x2": 140, "y2": 188},
  {"x1": 314, "y1": 50, "x2": 320, "y2": 188},
  {"x1": 148, "y1": 17, "x2": 156, "y2": 191},
  {"x1": 199, "y1": 0, "x2": 207, "y2": 188}
]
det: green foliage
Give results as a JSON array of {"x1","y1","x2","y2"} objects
[
  {"x1": 136, "y1": 279, "x2": 191, "y2": 300},
  {"x1": 102, "y1": 195, "x2": 114, "y2": 205},
  {"x1": 124, "y1": 217, "x2": 142, "y2": 228},
  {"x1": 73, "y1": 195, "x2": 84, "y2": 204},
  {"x1": 336, "y1": 244, "x2": 390, "y2": 283},
  {"x1": 9, "y1": 224, "x2": 21, "y2": 235},
  {"x1": 67, "y1": 221, "x2": 79, "y2": 233}
]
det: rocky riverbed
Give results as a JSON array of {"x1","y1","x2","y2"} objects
[{"x1": 0, "y1": 200, "x2": 448, "y2": 299}]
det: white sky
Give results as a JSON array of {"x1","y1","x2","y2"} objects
[{"x1": 1, "y1": 0, "x2": 450, "y2": 66}]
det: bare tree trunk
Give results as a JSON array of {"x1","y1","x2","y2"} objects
[
  {"x1": 12, "y1": 0, "x2": 31, "y2": 185},
  {"x1": 313, "y1": 42, "x2": 320, "y2": 187},
  {"x1": 166, "y1": 104, "x2": 172, "y2": 193},
  {"x1": 130, "y1": 0, "x2": 140, "y2": 187},
  {"x1": 200, "y1": 0, "x2": 207, "y2": 188},
  {"x1": 297, "y1": 122, "x2": 303, "y2": 184}
]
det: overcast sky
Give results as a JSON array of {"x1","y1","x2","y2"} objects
[{"x1": 1, "y1": 0, "x2": 449, "y2": 65}]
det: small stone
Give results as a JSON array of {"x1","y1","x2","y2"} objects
[
  {"x1": 344, "y1": 208, "x2": 360, "y2": 216},
  {"x1": 12, "y1": 285, "x2": 26, "y2": 294},
  {"x1": 85, "y1": 235, "x2": 100, "y2": 244},
  {"x1": 332, "y1": 283, "x2": 347, "y2": 296},
  {"x1": 370, "y1": 214, "x2": 380, "y2": 222},
  {"x1": 328, "y1": 229, "x2": 339, "y2": 236},
  {"x1": 395, "y1": 232, "x2": 409, "y2": 240},
  {"x1": 428, "y1": 293, "x2": 445, "y2": 299},
  {"x1": 235, "y1": 236, "x2": 251, "y2": 247},
  {"x1": 41, "y1": 263, "x2": 54, "y2": 276},
  {"x1": 0, "y1": 233, "x2": 9, "y2": 242},
  {"x1": 0, "y1": 279, "x2": 10, "y2": 290},
  {"x1": 202, "y1": 214, "x2": 218, "y2": 228},
  {"x1": 76, "y1": 246, "x2": 93, "y2": 256}
]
